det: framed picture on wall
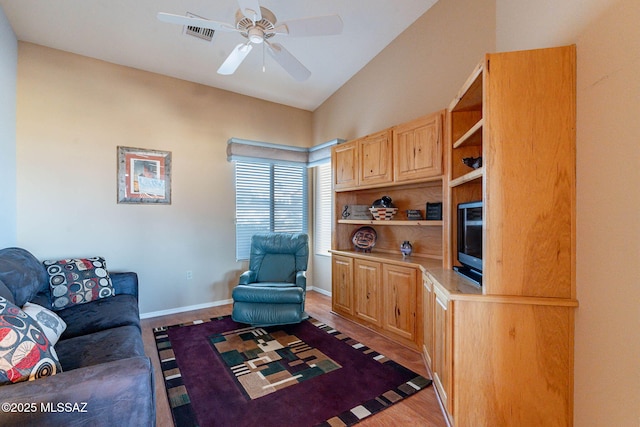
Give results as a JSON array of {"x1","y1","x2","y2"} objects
[{"x1": 117, "y1": 146, "x2": 172, "y2": 204}]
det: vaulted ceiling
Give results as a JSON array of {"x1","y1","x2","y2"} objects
[{"x1": 0, "y1": 0, "x2": 438, "y2": 111}]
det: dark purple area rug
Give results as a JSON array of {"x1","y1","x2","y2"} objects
[{"x1": 153, "y1": 316, "x2": 431, "y2": 427}]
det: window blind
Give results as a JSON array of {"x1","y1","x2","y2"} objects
[{"x1": 235, "y1": 162, "x2": 308, "y2": 261}]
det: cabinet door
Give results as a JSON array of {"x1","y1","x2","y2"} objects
[
  {"x1": 332, "y1": 255, "x2": 354, "y2": 315},
  {"x1": 483, "y1": 46, "x2": 576, "y2": 298},
  {"x1": 333, "y1": 140, "x2": 358, "y2": 190},
  {"x1": 359, "y1": 130, "x2": 392, "y2": 186},
  {"x1": 393, "y1": 112, "x2": 443, "y2": 182},
  {"x1": 354, "y1": 259, "x2": 382, "y2": 326},
  {"x1": 422, "y1": 273, "x2": 434, "y2": 369},
  {"x1": 433, "y1": 286, "x2": 451, "y2": 412},
  {"x1": 382, "y1": 264, "x2": 417, "y2": 342}
]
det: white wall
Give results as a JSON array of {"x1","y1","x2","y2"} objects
[
  {"x1": 496, "y1": 0, "x2": 639, "y2": 425},
  {"x1": 0, "y1": 5, "x2": 17, "y2": 247},
  {"x1": 15, "y1": 43, "x2": 312, "y2": 315}
]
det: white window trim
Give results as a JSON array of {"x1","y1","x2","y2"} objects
[{"x1": 314, "y1": 162, "x2": 332, "y2": 257}]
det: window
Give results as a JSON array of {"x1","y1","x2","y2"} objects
[
  {"x1": 234, "y1": 161, "x2": 308, "y2": 261},
  {"x1": 314, "y1": 163, "x2": 332, "y2": 256}
]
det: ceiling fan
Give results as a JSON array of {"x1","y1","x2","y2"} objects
[{"x1": 157, "y1": 0, "x2": 343, "y2": 81}]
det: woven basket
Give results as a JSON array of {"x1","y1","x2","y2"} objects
[{"x1": 369, "y1": 207, "x2": 398, "y2": 220}]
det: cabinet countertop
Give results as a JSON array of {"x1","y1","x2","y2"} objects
[{"x1": 329, "y1": 249, "x2": 482, "y2": 296}]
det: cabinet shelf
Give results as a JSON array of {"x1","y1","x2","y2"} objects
[
  {"x1": 453, "y1": 118, "x2": 483, "y2": 148},
  {"x1": 338, "y1": 219, "x2": 443, "y2": 226},
  {"x1": 449, "y1": 167, "x2": 483, "y2": 187}
]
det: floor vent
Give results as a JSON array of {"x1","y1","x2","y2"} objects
[{"x1": 184, "y1": 12, "x2": 215, "y2": 42}]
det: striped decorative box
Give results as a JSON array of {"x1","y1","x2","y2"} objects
[{"x1": 369, "y1": 207, "x2": 398, "y2": 220}]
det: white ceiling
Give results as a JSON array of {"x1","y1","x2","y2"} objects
[{"x1": 0, "y1": 0, "x2": 438, "y2": 111}]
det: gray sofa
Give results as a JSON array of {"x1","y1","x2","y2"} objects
[{"x1": 0, "y1": 247, "x2": 155, "y2": 426}]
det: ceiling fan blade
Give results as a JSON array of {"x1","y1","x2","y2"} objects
[
  {"x1": 157, "y1": 12, "x2": 237, "y2": 33},
  {"x1": 274, "y1": 15, "x2": 343, "y2": 37},
  {"x1": 266, "y1": 42, "x2": 311, "y2": 82},
  {"x1": 217, "y1": 43, "x2": 254, "y2": 75},
  {"x1": 237, "y1": 0, "x2": 262, "y2": 22}
]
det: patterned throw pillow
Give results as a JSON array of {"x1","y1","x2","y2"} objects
[
  {"x1": 0, "y1": 296, "x2": 62, "y2": 385},
  {"x1": 43, "y1": 257, "x2": 115, "y2": 311},
  {"x1": 22, "y1": 302, "x2": 67, "y2": 346}
]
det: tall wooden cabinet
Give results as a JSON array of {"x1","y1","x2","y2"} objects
[
  {"x1": 330, "y1": 45, "x2": 576, "y2": 426},
  {"x1": 432, "y1": 45, "x2": 577, "y2": 426}
]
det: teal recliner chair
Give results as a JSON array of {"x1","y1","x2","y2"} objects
[{"x1": 231, "y1": 232, "x2": 309, "y2": 327}]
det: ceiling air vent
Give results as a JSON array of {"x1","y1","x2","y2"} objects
[{"x1": 183, "y1": 12, "x2": 215, "y2": 42}]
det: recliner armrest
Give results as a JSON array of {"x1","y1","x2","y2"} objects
[
  {"x1": 239, "y1": 270, "x2": 258, "y2": 285},
  {"x1": 295, "y1": 271, "x2": 306, "y2": 290}
]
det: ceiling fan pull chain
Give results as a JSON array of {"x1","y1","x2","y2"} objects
[{"x1": 262, "y1": 43, "x2": 266, "y2": 72}]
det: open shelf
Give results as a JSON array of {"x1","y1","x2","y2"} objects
[
  {"x1": 453, "y1": 118, "x2": 483, "y2": 148},
  {"x1": 449, "y1": 167, "x2": 483, "y2": 187},
  {"x1": 338, "y1": 219, "x2": 443, "y2": 226}
]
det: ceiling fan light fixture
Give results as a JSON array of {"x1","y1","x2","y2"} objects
[{"x1": 248, "y1": 27, "x2": 264, "y2": 44}]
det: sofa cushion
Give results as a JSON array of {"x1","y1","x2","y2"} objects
[
  {"x1": 0, "y1": 248, "x2": 48, "y2": 307},
  {"x1": 57, "y1": 294, "x2": 140, "y2": 340},
  {"x1": 43, "y1": 257, "x2": 115, "y2": 310},
  {"x1": 0, "y1": 296, "x2": 62, "y2": 385},
  {"x1": 55, "y1": 325, "x2": 145, "y2": 371},
  {"x1": 22, "y1": 302, "x2": 67, "y2": 346}
]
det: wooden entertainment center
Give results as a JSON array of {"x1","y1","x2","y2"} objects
[{"x1": 330, "y1": 45, "x2": 577, "y2": 426}]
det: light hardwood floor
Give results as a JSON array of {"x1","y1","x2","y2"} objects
[{"x1": 141, "y1": 290, "x2": 448, "y2": 427}]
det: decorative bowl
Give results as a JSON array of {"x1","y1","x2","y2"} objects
[{"x1": 369, "y1": 207, "x2": 398, "y2": 220}]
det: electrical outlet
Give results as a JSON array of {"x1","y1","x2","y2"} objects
[{"x1": 186, "y1": 270, "x2": 193, "y2": 280}]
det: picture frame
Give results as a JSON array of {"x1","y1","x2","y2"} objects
[{"x1": 117, "y1": 146, "x2": 172, "y2": 204}]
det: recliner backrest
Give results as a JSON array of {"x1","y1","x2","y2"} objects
[{"x1": 249, "y1": 233, "x2": 309, "y2": 283}]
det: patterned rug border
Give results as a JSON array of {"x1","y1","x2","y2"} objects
[{"x1": 153, "y1": 316, "x2": 432, "y2": 427}]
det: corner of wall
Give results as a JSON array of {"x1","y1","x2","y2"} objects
[{"x1": 0, "y1": 5, "x2": 18, "y2": 247}]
